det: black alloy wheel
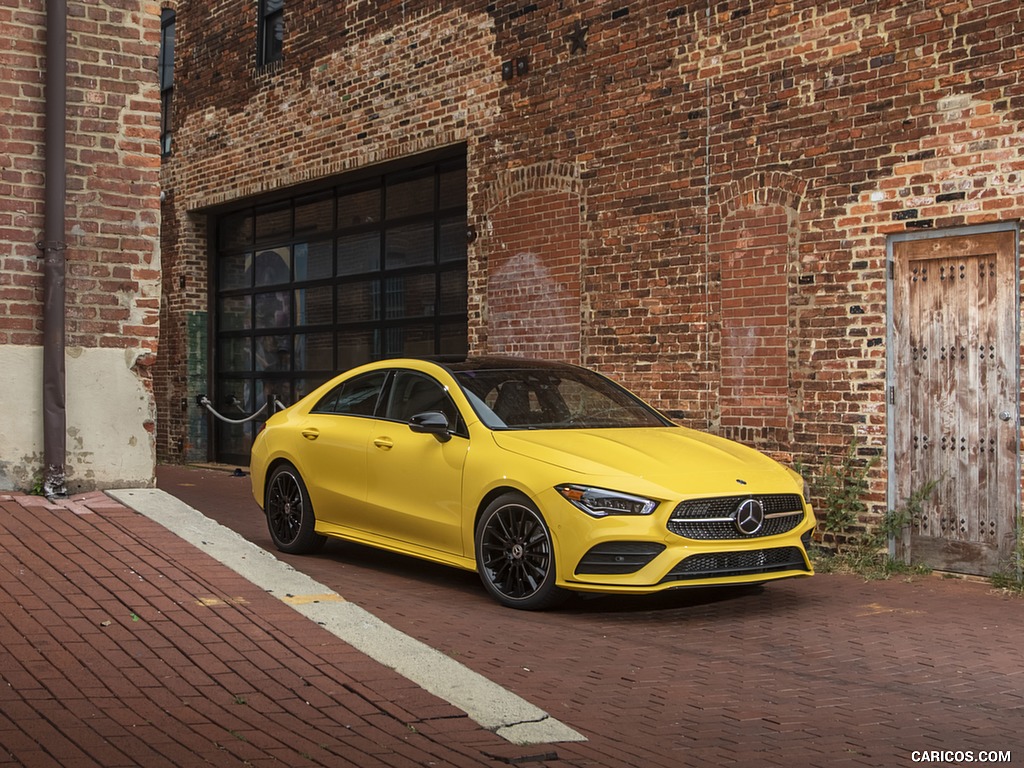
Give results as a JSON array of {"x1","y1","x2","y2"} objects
[
  {"x1": 265, "y1": 464, "x2": 326, "y2": 554},
  {"x1": 475, "y1": 493, "x2": 566, "y2": 610}
]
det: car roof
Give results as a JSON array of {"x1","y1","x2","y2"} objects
[{"x1": 425, "y1": 356, "x2": 584, "y2": 374}]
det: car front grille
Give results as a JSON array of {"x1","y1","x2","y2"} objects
[
  {"x1": 660, "y1": 546, "x2": 809, "y2": 582},
  {"x1": 667, "y1": 494, "x2": 805, "y2": 540},
  {"x1": 575, "y1": 541, "x2": 666, "y2": 575}
]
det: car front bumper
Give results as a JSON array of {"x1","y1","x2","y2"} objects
[{"x1": 539, "y1": 489, "x2": 817, "y2": 594}]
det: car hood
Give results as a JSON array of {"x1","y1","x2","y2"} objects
[{"x1": 491, "y1": 427, "x2": 796, "y2": 496}]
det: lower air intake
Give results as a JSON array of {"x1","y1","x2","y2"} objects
[{"x1": 660, "y1": 546, "x2": 808, "y2": 582}]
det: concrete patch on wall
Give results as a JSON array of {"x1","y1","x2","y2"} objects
[
  {"x1": 0, "y1": 346, "x2": 156, "y2": 493},
  {"x1": 0, "y1": 346, "x2": 44, "y2": 492}
]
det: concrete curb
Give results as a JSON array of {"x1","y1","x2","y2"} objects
[{"x1": 109, "y1": 487, "x2": 586, "y2": 746}]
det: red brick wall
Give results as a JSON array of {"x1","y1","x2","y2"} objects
[
  {"x1": 159, "y1": 0, "x2": 1024, "y2": 528},
  {"x1": 0, "y1": 1, "x2": 49, "y2": 347},
  {"x1": 1, "y1": 0, "x2": 161, "y2": 489},
  {"x1": 1, "y1": 0, "x2": 161, "y2": 352}
]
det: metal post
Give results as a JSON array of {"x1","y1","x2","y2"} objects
[{"x1": 41, "y1": 0, "x2": 68, "y2": 499}]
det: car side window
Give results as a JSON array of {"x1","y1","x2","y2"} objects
[
  {"x1": 311, "y1": 371, "x2": 387, "y2": 416},
  {"x1": 384, "y1": 371, "x2": 459, "y2": 428}
]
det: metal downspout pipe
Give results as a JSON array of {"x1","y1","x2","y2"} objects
[{"x1": 40, "y1": 0, "x2": 68, "y2": 499}]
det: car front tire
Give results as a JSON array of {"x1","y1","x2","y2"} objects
[
  {"x1": 265, "y1": 464, "x2": 326, "y2": 555},
  {"x1": 475, "y1": 493, "x2": 566, "y2": 610}
]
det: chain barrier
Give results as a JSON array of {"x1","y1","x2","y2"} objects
[{"x1": 195, "y1": 393, "x2": 288, "y2": 424}]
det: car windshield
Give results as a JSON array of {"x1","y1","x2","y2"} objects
[{"x1": 453, "y1": 366, "x2": 672, "y2": 430}]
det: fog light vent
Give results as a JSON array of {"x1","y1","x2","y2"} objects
[{"x1": 575, "y1": 542, "x2": 666, "y2": 575}]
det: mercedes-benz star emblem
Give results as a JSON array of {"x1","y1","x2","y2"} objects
[{"x1": 734, "y1": 498, "x2": 765, "y2": 535}]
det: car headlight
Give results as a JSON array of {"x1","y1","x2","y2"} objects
[{"x1": 556, "y1": 484, "x2": 659, "y2": 517}]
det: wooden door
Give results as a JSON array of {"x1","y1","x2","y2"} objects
[{"x1": 890, "y1": 227, "x2": 1019, "y2": 575}]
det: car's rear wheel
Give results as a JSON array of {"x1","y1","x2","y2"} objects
[
  {"x1": 475, "y1": 493, "x2": 566, "y2": 610},
  {"x1": 265, "y1": 464, "x2": 326, "y2": 554}
]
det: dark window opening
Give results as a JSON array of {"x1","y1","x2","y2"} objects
[
  {"x1": 258, "y1": 0, "x2": 284, "y2": 66},
  {"x1": 159, "y1": 9, "x2": 174, "y2": 156}
]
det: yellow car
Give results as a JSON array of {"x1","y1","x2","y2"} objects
[{"x1": 250, "y1": 357, "x2": 815, "y2": 609}]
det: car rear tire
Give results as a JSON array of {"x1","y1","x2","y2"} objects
[
  {"x1": 265, "y1": 464, "x2": 326, "y2": 555},
  {"x1": 475, "y1": 493, "x2": 566, "y2": 610}
]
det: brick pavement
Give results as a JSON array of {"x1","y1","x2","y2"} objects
[
  {"x1": 4, "y1": 474, "x2": 1024, "y2": 768},
  {"x1": 0, "y1": 492, "x2": 575, "y2": 767},
  {"x1": 159, "y1": 465, "x2": 1024, "y2": 768}
]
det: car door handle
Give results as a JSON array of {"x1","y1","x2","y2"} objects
[
  {"x1": 301, "y1": 428, "x2": 320, "y2": 440},
  {"x1": 373, "y1": 437, "x2": 394, "y2": 450}
]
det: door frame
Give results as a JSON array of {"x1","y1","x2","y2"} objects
[{"x1": 885, "y1": 222, "x2": 1021, "y2": 566}]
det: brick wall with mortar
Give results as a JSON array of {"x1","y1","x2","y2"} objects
[
  {"x1": 159, "y1": 0, "x2": 1024, "y2": 533},
  {"x1": 1, "y1": 0, "x2": 162, "y2": 490}
]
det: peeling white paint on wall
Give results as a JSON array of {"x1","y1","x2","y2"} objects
[{"x1": 0, "y1": 346, "x2": 156, "y2": 492}]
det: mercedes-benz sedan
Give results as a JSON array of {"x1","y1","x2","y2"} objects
[{"x1": 250, "y1": 357, "x2": 815, "y2": 609}]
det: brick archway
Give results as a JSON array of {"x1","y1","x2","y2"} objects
[
  {"x1": 710, "y1": 174, "x2": 805, "y2": 450},
  {"x1": 482, "y1": 163, "x2": 584, "y2": 361}
]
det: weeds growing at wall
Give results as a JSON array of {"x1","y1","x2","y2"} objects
[
  {"x1": 800, "y1": 440, "x2": 934, "y2": 580},
  {"x1": 990, "y1": 532, "x2": 1024, "y2": 595},
  {"x1": 797, "y1": 440, "x2": 878, "y2": 534}
]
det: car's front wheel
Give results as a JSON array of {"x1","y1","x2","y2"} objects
[
  {"x1": 265, "y1": 464, "x2": 326, "y2": 554},
  {"x1": 475, "y1": 493, "x2": 566, "y2": 610}
]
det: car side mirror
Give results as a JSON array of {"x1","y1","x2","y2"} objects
[{"x1": 408, "y1": 411, "x2": 452, "y2": 442}]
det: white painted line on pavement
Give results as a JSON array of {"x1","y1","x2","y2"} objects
[{"x1": 108, "y1": 488, "x2": 586, "y2": 746}]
